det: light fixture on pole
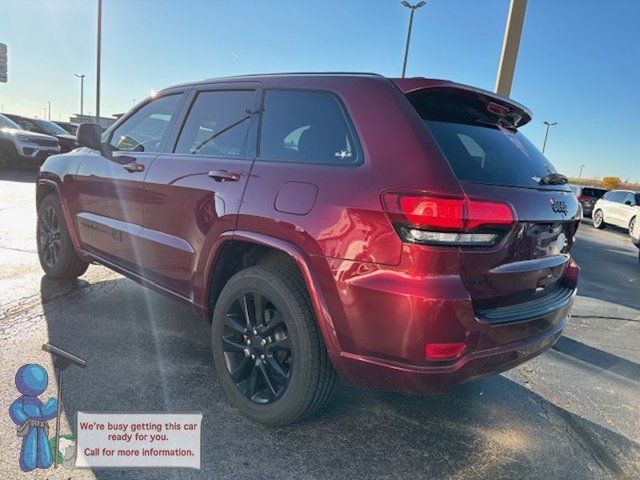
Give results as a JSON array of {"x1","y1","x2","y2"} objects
[
  {"x1": 541, "y1": 121, "x2": 557, "y2": 154},
  {"x1": 74, "y1": 73, "x2": 85, "y2": 119},
  {"x1": 400, "y1": 1, "x2": 426, "y2": 78}
]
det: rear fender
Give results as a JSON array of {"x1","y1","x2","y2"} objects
[{"x1": 200, "y1": 231, "x2": 341, "y2": 354}]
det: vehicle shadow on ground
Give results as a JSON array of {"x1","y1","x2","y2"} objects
[
  {"x1": 571, "y1": 235, "x2": 640, "y2": 311},
  {"x1": 39, "y1": 275, "x2": 639, "y2": 480},
  {"x1": 0, "y1": 167, "x2": 37, "y2": 183},
  {"x1": 553, "y1": 336, "x2": 640, "y2": 383}
]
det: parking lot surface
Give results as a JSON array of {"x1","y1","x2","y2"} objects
[{"x1": 1, "y1": 168, "x2": 638, "y2": 479}]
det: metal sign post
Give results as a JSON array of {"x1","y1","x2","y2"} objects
[
  {"x1": 0, "y1": 43, "x2": 7, "y2": 83},
  {"x1": 42, "y1": 343, "x2": 87, "y2": 468}
]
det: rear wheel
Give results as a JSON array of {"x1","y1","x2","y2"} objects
[
  {"x1": 211, "y1": 265, "x2": 336, "y2": 425},
  {"x1": 37, "y1": 194, "x2": 89, "y2": 279},
  {"x1": 593, "y1": 209, "x2": 606, "y2": 229},
  {"x1": 629, "y1": 217, "x2": 636, "y2": 235}
]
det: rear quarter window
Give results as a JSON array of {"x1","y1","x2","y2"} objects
[{"x1": 258, "y1": 89, "x2": 361, "y2": 165}]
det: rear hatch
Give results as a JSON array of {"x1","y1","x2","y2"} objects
[{"x1": 401, "y1": 84, "x2": 580, "y2": 315}]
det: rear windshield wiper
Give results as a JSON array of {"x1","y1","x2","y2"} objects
[{"x1": 538, "y1": 173, "x2": 568, "y2": 185}]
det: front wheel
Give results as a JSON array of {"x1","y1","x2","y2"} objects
[
  {"x1": 37, "y1": 194, "x2": 89, "y2": 279},
  {"x1": 593, "y1": 210, "x2": 606, "y2": 229},
  {"x1": 211, "y1": 265, "x2": 336, "y2": 425},
  {"x1": 629, "y1": 217, "x2": 636, "y2": 235}
]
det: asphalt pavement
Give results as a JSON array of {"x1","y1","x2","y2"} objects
[{"x1": 0, "y1": 168, "x2": 638, "y2": 479}]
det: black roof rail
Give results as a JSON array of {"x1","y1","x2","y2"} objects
[{"x1": 202, "y1": 71, "x2": 384, "y2": 81}]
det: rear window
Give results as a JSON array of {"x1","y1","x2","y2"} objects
[
  {"x1": 580, "y1": 188, "x2": 607, "y2": 198},
  {"x1": 407, "y1": 89, "x2": 563, "y2": 190}
]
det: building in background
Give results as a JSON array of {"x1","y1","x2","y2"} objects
[{"x1": 70, "y1": 114, "x2": 116, "y2": 129}]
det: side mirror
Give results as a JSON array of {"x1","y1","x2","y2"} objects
[
  {"x1": 76, "y1": 123, "x2": 103, "y2": 150},
  {"x1": 624, "y1": 200, "x2": 633, "y2": 206}
]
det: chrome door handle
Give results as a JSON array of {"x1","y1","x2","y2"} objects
[
  {"x1": 208, "y1": 170, "x2": 240, "y2": 182},
  {"x1": 123, "y1": 162, "x2": 145, "y2": 173}
]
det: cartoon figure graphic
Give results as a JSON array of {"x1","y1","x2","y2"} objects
[{"x1": 9, "y1": 364, "x2": 59, "y2": 472}]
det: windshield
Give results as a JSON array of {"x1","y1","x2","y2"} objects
[
  {"x1": 0, "y1": 114, "x2": 21, "y2": 130},
  {"x1": 32, "y1": 119, "x2": 68, "y2": 135}
]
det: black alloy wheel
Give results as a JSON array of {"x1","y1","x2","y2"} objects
[
  {"x1": 39, "y1": 203, "x2": 62, "y2": 268},
  {"x1": 221, "y1": 291, "x2": 292, "y2": 404}
]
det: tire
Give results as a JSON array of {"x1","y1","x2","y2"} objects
[
  {"x1": 629, "y1": 217, "x2": 636, "y2": 235},
  {"x1": 37, "y1": 194, "x2": 89, "y2": 279},
  {"x1": 593, "y1": 209, "x2": 606, "y2": 229},
  {"x1": 211, "y1": 265, "x2": 336, "y2": 425}
]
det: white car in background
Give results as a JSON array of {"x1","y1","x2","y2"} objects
[
  {"x1": 631, "y1": 209, "x2": 640, "y2": 262},
  {"x1": 592, "y1": 190, "x2": 640, "y2": 233}
]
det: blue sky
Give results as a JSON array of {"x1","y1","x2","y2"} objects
[{"x1": 1, "y1": 0, "x2": 638, "y2": 181}]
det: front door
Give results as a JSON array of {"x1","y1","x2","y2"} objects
[
  {"x1": 140, "y1": 85, "x2": 260, "y2": 298},
  {"x1": 74, "y1": 92, "x2": 185, "y2": 270}
]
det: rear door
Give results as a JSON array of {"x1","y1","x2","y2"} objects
[
  {"x1": 620, "y1": 192, "x2": 638, "y2": 229},
  {"x1": 140, "y1": 83, "x2": 260, "y2": 297},
  {"x1": 74, "y1": 92, "x2": 185, "y2": 269},
  {"x1": 405, "y1": 87, "x2": 580, "y2": 309}
]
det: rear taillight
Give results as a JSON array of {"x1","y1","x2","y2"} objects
[
  {"x1": 383, "y1": 193, "x2": 515, "y2": 246},
  {"x1": 577, "y1": 196, "x2": 588, "y2": 202}
]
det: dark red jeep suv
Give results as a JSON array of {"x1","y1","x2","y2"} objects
[{"x1": 36, "y1": 73, "x2": 580, "y2": 425}]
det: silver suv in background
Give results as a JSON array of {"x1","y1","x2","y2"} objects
[
  {"x1": 593, "y1": 190, "x2": 640, "y2": 234},
  {"x1": 0, "y1": 114, "x2": 60, "y2": 168}
]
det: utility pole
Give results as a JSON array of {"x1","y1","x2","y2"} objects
[
  {"x1": 541, "y1": 121, "x2": 557, "y2": 154},
  {"x1": 96, "y1": 0, "x2": 102, "y2": 123},
  {"x1": 400, "y1": 1, "x2": 426, "y2": 78},
  {"x1": 75, "y1": 73, "x2": 85, "y2": 119},
  {"x1": 46, "y1": 101, "x2": 51, "y2": 120},
  {"x1": 495, "y1": 0, "x2": 528, "y2": 97}
]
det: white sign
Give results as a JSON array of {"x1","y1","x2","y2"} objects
[
  {"x1": 75, "y1": 412, "x2": 202, "y2": 469},
  {"x1": 0, "y1": 43, "x2": 6, "y2": 83}
]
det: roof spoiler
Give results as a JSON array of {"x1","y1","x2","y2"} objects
[{"x1": 392, "y1": 78, "x2": 532, "y2": 128}]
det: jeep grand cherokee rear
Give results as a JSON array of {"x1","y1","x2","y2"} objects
[{"x1": 37, "y1": 74, "x2": 579, "y2": 425}]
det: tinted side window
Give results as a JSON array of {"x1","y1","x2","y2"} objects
[
  {"x1": 175, "y1": 90, "x2": 255, "y2": 157},
  {"x1": 259, "y1": 90, "x2": 359, "y2": 165},
  {"x1": 603, "y1": 191, "x2": 614, "y2": 201},
  {"x1": 110, "y1": 94, "x2": 180, "y2": 153},
  {"x1": 623, "y1": 193, "x2": 635, "y2": 205}
]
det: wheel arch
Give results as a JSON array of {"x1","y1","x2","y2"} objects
[
  {"x1": 202, "y1": 231, "x2": 341, "y2": 354},
  {"x1": 36, "y1": 178, "x2": 84, "y2": 254}
]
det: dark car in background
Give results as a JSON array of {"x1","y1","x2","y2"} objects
[
  {"x1": 53, "y1": 120, "x2": 79, "y2": 135},
  {"x1": 4, "y1": 114, "x2": 78, "y2": 153},
  {"x1": 36, "y1": 73, "x2": 580, "y2": 425},
  {"x1": 569, "y1": 185, "x2": 608, "y2": 217}
]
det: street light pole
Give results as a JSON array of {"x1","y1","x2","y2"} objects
[
  {"x1": 495, "y1": 0, "x2": 528, "y2": 97},
  {"x1": 400, "y1": 1, "x2": 426, "y2": 78},
  {"x1": 75, "y1": 73, "x2": 85, "y2": 119},
  {"x1": 541, "y1": 121, "x2": 557, "y2": 154},
  {"x1": 578, "y1": 164, "x2": 585, "y2": 180},
  {"x1": 96, "y1": 0, "x2": 102, "y2": 123},
  {"x1": 46, "y1": 101, "x2": 51, "y2": 121}
]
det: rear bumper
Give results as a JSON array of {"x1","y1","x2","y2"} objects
[
  {"x1": 332, "y1": 315, "x2": 567, "y2": 394},
  {"x1": 317, "y1": 254, "x2": 577, "y2": 395}
]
